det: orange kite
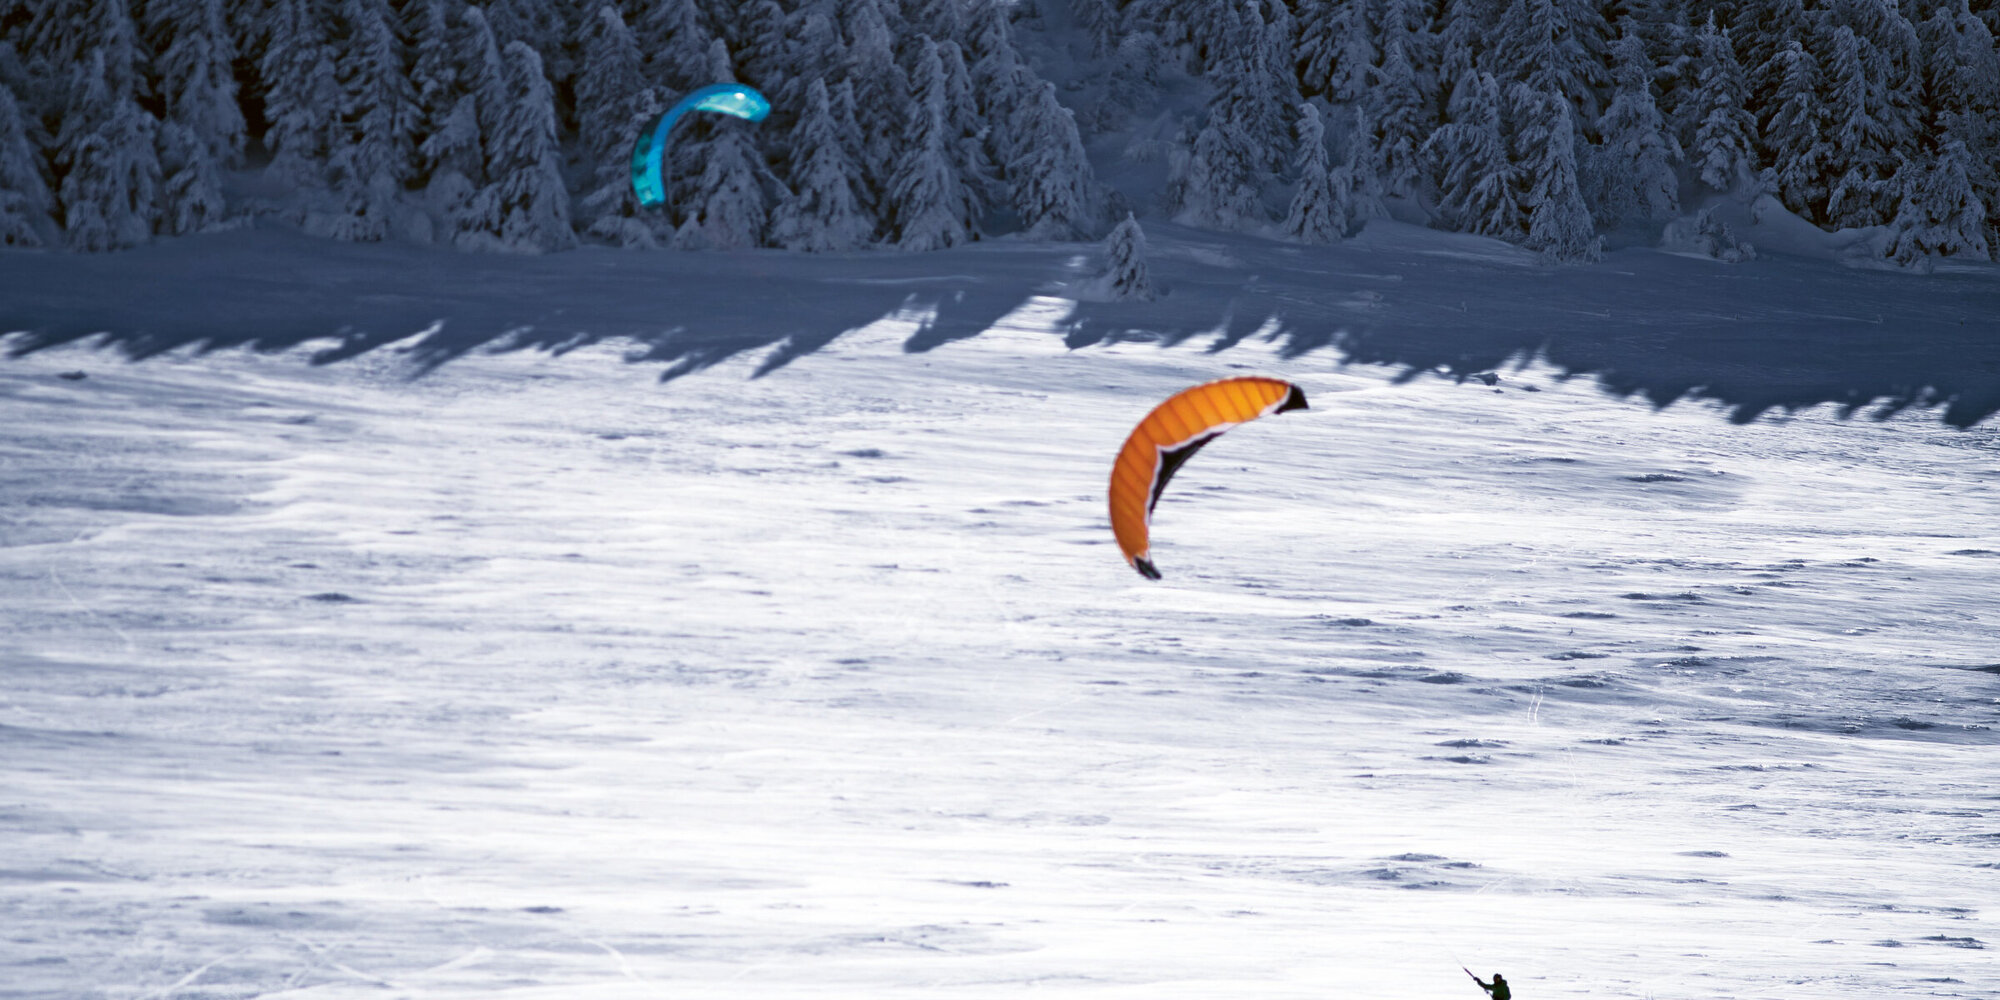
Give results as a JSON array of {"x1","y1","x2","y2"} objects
[{"x1": 1108, "y1": 376, "x2": 1308, "y2": 579}]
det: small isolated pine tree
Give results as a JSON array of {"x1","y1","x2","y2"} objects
[
  {"x1": 488, "y1": 41, "x2": 573, "y2": 252},
  {"x1": 1283, "y1": 103, "x2": 1346, "y2": 243},
  {"x1": 770, "y1": 77, "x2": 872, "y2": 251},
  {"x1": 1886, "y1": 140, "x2": 1989, "y2": 270},
  {"x1": 0, "y1": 83, "x2": 56, "y2": 246},
  {"x1": 1689, "y1": 207, "x2": 1754, "y2": 262},
  {"x1": 1102, "y1": 212, "x2": 1154, "y2": 300}
]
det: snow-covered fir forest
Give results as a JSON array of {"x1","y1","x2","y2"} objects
[{"x1": 2, "y1": 0, "x2": 1997, "y2": 266}]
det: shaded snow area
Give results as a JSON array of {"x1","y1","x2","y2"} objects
[{"x1": 3, "y1": 228, "x2": 1999, "y2": 1000}]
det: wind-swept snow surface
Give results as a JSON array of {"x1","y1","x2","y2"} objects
[{"x1": 3, "y1": 230, "x2": 1998, "y2": 999}]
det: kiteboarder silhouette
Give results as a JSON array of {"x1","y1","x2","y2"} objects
[{"x1": 1465, "y1": 969, "x2": 1511, "y2": 999}]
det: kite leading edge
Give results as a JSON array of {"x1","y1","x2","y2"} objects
[
  {"x1": 630, "y1": 83, "x2": 772, "y2": 208},
  {"x1": 1108, "y1": 377, "x2": 1309, "y2": 580}
]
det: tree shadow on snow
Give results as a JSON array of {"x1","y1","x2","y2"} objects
[{"x1": 5, "y1": 222, "x2": 2000, "y2": 429}]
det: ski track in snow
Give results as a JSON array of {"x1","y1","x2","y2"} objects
[{"x1": 3, "y1": 260, "x2": 2000, "y2": 999}]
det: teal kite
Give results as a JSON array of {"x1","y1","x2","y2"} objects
[{"x1": 631, "y1": 83, "x2": 772, "y2": 208}]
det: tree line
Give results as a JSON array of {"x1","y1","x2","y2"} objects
[{"x1": 2, "y1": 0, "x2": 1995, "y2": 268}]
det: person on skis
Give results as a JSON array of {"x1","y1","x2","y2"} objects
[{"x1": 1471, "y1": 971, "x2": 1511, "y2": 999}]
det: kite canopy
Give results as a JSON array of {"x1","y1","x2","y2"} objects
[
  {"x1": 1108, "y1": 377, "x2": 1309, "y2": 580},
  {"x1": 630, "y1": 83, "x2": 772, "y2": 208}
]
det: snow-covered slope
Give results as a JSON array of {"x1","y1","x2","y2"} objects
[{"x1": 3, "y1": 227, "x2": 1997, "y2": 999}]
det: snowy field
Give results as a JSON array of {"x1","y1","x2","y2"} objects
[{"x1": 3, "y1": 225, "x2": 1999, "y2": 999}]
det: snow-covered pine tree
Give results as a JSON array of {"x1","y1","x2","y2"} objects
[
  {"x1": 575, "y1": 4, "x2": 662, "y2": 247},
  {"x1": 672, "y1": 39, "x2": 766, "y2": 250},
  {"x1": 1172, "y1": 1, "x2": 1291, "y2": 230},
  {"x1": 1686, "y1": 15, "x2": 1755, "y2": 194},
  {"x1": 1630, "y1": 0, "x2": 1695, "y2": 136},
  {"x1": 459, "y1": 5, "x2": 510, "y2": 150},
  {"x1": 891, "y1": 37, "x2": 974, "y2": 251},
  {"x1": 1121, "y1": 0, "x2": 1192, "y2": 63},
  {"x1": 963, "y1": 0, "x2": 1032, "y2": 208},
  {"x1": 1558, "y1": 0, "x2": 1612, "y2": 120},
  {"x1": 1434, "y1": 0, "x2": 1486, "y2": 113},
  {"x1": 488, "y1": 41, "x2": 573, "y2": 252},
  {"x1": 323, "y1": 0, "x2": 418, "y2": 241},
  {"x1": 1819, "y1": 22, "x2": 1896, "y2": 228},
  {"x1": 1917, "y1": 2, "x2": 2000, "y2": 244},
  {"x1": 1102, "y1": 30, "x2": 1163, "y2": 130},
  {"x1": 911, "y1": 0, "x2": 967, "y2": 44},
  {"x1": 422, "y1": 4, "x2": 505, "y2": 246},
  {"x1": 486, "y1": 0, "x2": 568, "y2": 79},
  {"x1": 937, "y1": 40, "x2": 1002, "y2": 219},
  {"x1": 1069, "y1": 0, "x2": 1117, "y2": 56},
  {"x1": 147, "y1": 0, "x2": 244, "y2": 235},
  {"x1": 635, "y1": 0, "x2": 711, "y2": 93},
  {"x1": 734, "y1": 0, "x2": 792, "y2": 96},
  {"x1": 1586, "y1": 28, "x2": 1680, "y2": 228},
  {"x1": 258, "y1": 0, "x2": 338, "y2": 196},
  {"x1": 1346, "y1": 105, "x2": 1390, "y2": 223},
  {"x1": 1424, "y1": 69, "x2": 1520, "y2": 237},
  {"x1": 1102, "y1": 212, "x2": 1154, "y2": 299},
  {"x1": 1760, "y1": 39, "x2": 1828, "y2": 220},
  {"x1": 223, "y1": 0, "x2": 274, "y2": 77},
  {"x1": 779, "y1": 2, "x2": 843, "y2": 114},
  {"x1": 1292, "y1": 0, "x2": 1340, "y2": 99},
  {"x1": 0, "y1": 82, "x2": 55, "y2": 246},
  {"x1": 55, "y1": 46, "x2": 159, "y2": 250},
  {"x1": 1241, "y1": 0, "x2": 1295, "y2": 177},
  {"x1": 1885, "y1": 139, "x2": 1988, "y2": 269},
  {"x1": 1010, "y1": 79, "x2": 1094, "y2": 239},
  {"x1": 964, "y1": 0, "x2": 1022, "y2": 89},
  {"x1": 1283, "y1": 102, "x2": 1347, "y2": 243},
  {"x1": 405, "y1": 0, "x2": 463, "y2": 174},
  {"x1": 1369, "y1": 6, "x2": 1431, "y2": 199},
  {"x1": 1515, "y1": 87, "x2": 1597, "y2": 261},
  {"x1": 769, "y1": 76, "x2": 872, "y2": 251},
  {"x1": 1735, "y1": 0, "x2": 1810, "y2": 91},
  {"x1": 1489, "y1": 0, "x2": 1590, "y2": 122},
  {"x1": 1326, "y1": 0, "x2": 1378, "y2": 104},
  {"x1": 1918, "y1": 1, "x2": 2000, "y2": 124},
  {"x1": 838, "y1": 0, "x2": 914, "y2": 223}
]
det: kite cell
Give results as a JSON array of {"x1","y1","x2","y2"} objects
[
  {"x1": 630, "y1": 83, "x2": 772, "y2": 208},
  {"x1": 1108, "y1": 377, "x2": 1309, "y2": 580}
]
